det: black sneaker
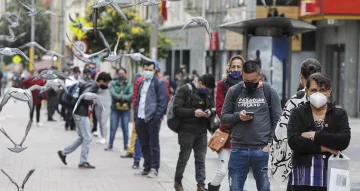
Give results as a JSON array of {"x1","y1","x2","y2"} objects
[
  {"x1": 132, "y1": 161, "x2": 140, "y2": 169},
  {"x1": 78, "y1": 162, "x2": 95, "y2": 169},
  {"x1": 134, "y1": 170, "x2": 150, "y2": 176},
  {"x1": 104, "y1": 145, "x2": 113, "y2": 151},
  {"x1": 57, "y1": 151, "x2": 67, "y2": 165}
]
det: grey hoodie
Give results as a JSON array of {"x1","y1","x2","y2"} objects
[{"x1": 221, "y1": 83, "x2": 282, "y2": 149}]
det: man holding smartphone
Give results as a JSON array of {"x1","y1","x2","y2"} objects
[{"x1": 221, "y1": 60, "x2": 282, "y2": 191}]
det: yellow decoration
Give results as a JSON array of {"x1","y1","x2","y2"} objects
[
  {"x1": 131, "y1": 27, "x2": 143, "y2": 35},
  {"x1": 69, "y1": 16, "x2": 92, "y2": 39},
  {"x1": 133, "y1": 15, "x2": 142, "y2": 22},
  {"x1": 12, "y1": 55, "x2": 22, "y2": 64},
  {"x1": 29, "y1": 47, "x2": 34, "y2": 71},
  {"x1": 116, "y1": 31, "x2": 125, "y2": 38}
]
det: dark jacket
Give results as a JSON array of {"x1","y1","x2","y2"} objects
[
  {"x1": 133, "y1": 76, "x2": 168, "y2": 123},
  {"x1": 287, "y1": 102, "x2": 351, "y2": 168},
  {"x1": 74, "y1": 82, "x2": 99, "y2": 116},
  {"x1": 173, "y1": 83, "x2": 215, "y2": 134}
]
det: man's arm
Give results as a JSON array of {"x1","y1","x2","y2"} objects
[
  {"x1": 155, "y1": 80, "x2": 168, "y2": 118},
  {"x1": 268, "y1": 88, "x2": 282, "y2": 143},
  {"x1": 221, "y1": 87, "x2": 241, "y2": 125}
]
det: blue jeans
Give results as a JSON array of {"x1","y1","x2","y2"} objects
[
  {"x1": 109, "y1": 110, "x2": 130, "y2": 149},
  {"x1": 134, "y1": 136, "x2": 143, "y2": 162},
  {"x1": 62, "y1": 114, "x2": 92, "y2": 164},
  {"x1": 228, "y1": 148, "x2": 270, "y2": 191},
  {"x1": 135, "y1": 118, "x2": 161, "y2": 172}
]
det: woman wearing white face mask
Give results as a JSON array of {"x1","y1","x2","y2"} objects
[{"x1": 287, "y1": 73, "x2": 351, "y2": 191}]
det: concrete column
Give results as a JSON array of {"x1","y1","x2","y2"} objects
[{"x1": 343, "y1": 21, "x2": 359, "y2": 117}]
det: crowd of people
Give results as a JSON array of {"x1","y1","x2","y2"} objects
[{"x1": 5, "y1": 55, "x2": 351, "y2": 191}]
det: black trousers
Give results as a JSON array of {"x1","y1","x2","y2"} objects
[
  {"x1": 30, "y1": 104, "x2": 41, "y2": 123},
  {"x1": 91, "y1": 109, "x2": 98, "y2": 133},
  {"x1": 64, "y1": 108, "x2": 75, "y2": 129},
  {"x1": 47, "y1": 95, "x2": 57, "y2": 119}
]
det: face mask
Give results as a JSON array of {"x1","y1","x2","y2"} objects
[
  {"x1": 198, "y1": 88, "x2": 208, "y2": 94},
  {"x1": 229, "y1": 71, "x2": 242, "y2": 79},
  {"x1": 89, "y1": 68, "x2": 95, "y2": 75},
  {"x1": 118, "y1": 75, "x2": 126, "y2": 81},
  {"x1": 309, "y1": 92, "x2": 327, "y2": 108},
  {"x1": 100, "y1": 84, "x2": 108, "y2": 89},
  {"x1": 75, "y1": 76, "x2": 79, "y2": 80},
  {"x1": 64, "y1": 72, "x2": 70, "y2": 75},
  {"x1": 244, "y1": 81, "x2": 259, "y2": 92},
  {"x1": 143, "y1": 71, "x2": 154, "y2": 80}
]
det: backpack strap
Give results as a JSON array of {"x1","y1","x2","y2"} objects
[
  {"x1": 262, "y1": 82, "x2": 272, "y2": 109},
  {"x1": 221, "y1": 80, "x2": 228, "y2": 97}
]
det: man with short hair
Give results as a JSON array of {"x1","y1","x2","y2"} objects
[
  {"x1": 57, "y1": 72, "x2": 112, "y2": 169},
  {"x1": 221, "y1": 60, "x2": 282, "y2": 191},
  {"x1": 133, "y1": 61, "x2": 168, "y2": 177},
  {"x1": 173, "y1": 74, "x2": 216, "y2": 191}
]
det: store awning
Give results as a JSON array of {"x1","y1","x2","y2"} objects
[{"x1": 219, "y1": 17, "x2": 316, "y2": 35}]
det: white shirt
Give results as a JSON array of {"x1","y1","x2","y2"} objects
[
  {"x1": 137, "y1": 79, "x2": 152, "y2": 119},
  {"x1": 65, "y1": 75, "x2": 80, "y2": 87}
]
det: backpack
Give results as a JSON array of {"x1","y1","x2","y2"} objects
[
  {"x1": 59, "y1": 83, "x2": 81, "y2": 108},
  {"x1": 167, "y1": 83, "x2": 192, "y2": 133}
]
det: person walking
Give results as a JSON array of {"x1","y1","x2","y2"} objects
[
  {"x1": 57, "y1": 72, "x2": 112, "y2": 169},
  {"x1": 21, "y1": 70, "x2": 46, "y2": 127},
  {"x1": 208, "y1": 55, "x2": 245, "y2": 191},
  {"x1": 105, "y1": 68, "x2": 133, "y2": 151},
  {"x1": 133, "y1": 61, "x2": 168, "y2": 177}
]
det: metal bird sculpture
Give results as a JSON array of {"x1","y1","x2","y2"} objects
[
  {"x1": 109, "y1": 2, "x2": 129, "y2": 23},
  {"x1": 73, "y1": 92, "x2": 105, "y2": 114},
  {"x1": 120, "y1": 53, "x2": 154, "y2": 62},
  {"x1": 19, "y1": 41, "x2": 48, "y2": 53},
  {"x1": 4, "y1": 9, "x2": 21, "y2": 28},
  {"x1": 66, "y1": 33, "x2": 107, "y2": 63},
  {"x1": 17, "y1": 0, "x2": 42, "y2": 16},
  {"x1": 33, "y1": 69, "x2": 71, "y2": 81},
  {"x1": 176, "y1": 17, "x2": 211, "y2": 39},
  {"x1": 40, "y1": 79, "x2": 69, "y2": 94},
  {"x1": 0, "y1": 26, "x2": 26, "y2": 43},
  {"x1": 0, "y1": 85, "x2": 44, "y2": 112},
  {"x1": 0, "y1": 47, "x2": 34, "y2": 68},
  {"x1": 98, "y1": 30, "x2": 122, "y2": 62},
  {"x1": 42, "y1": 10, "x2": 56, "y2": 16},
  {"x1": 0, "y1": 120, "x2": 33, "y2": 153},
  {"x1": 1, "y1": 169, "x2": 35, "y2": 191},
  {"x1": 46, "y1": 50, "x2": 64, "y2": 58}
]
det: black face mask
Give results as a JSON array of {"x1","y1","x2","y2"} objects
[
  {"x1": 100, "y1": 84, "x2": 108, "y2": 89},
  {"x1": 244, "y1": 81, "x2": 259, "y2": 92}
]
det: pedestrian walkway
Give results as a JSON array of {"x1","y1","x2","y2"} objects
[
  {"x1": 0, "y1": 100, "x2": 165, "y2": 191},
  {"x1": 1, "y1": 98, "x2": 360, "y2": 191}
]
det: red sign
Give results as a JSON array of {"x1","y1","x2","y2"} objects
[
  {"x1": 299, "y1": 0, "x2": 321, "y2": 17},
  {"x1": 209, "y1": 32, "x2": 219, "y2": 51},
  {"x1": 71, "y1": 40, "x2": 88, "y2": 56},
  {"x1": 299, "y1": 0, "x2": 360, "y2": 18},
  {"x1": 323, "y1": 0, "x2": 360, "y2": 15}
]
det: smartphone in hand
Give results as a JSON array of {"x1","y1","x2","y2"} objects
[{"x1": 246, "y1": 112, "x2": 254, "y2": 118}]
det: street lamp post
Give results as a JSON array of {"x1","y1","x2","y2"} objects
[
  {"x1": 29, "y1": 0, "x2": 35, "y2": 72},
  {"x1": 149, "y1": 5, "x2": 158, "y2": 60}
]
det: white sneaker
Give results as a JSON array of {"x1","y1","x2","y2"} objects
[
  {"x1": 97, "y1": 138, "x2": 106, "y2": 144},
  {"x1": 37, "y1": 122, "x2": 43, "y2": 127},
  {"x1": 93, "y1": 132, "x2": 99, "y2": 137}
]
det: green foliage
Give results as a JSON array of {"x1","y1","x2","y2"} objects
[
  {"x1": 0, "y1": 1, "x2": 51, "y2": 64},
  {"x1": 80, "y1": 4, "x2": 172, "y2": 60}
]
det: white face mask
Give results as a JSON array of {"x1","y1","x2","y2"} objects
[{"x1": 309, "y1": 92, "x2": 328, "y2": 108}]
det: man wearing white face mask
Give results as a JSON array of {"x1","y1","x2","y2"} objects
[
  {"x1": 287, "y1": 73, "x2": 351, "y2": 191},
  {"x1": 133, "y1": 61, "x2": 168, "y2": 178}
]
